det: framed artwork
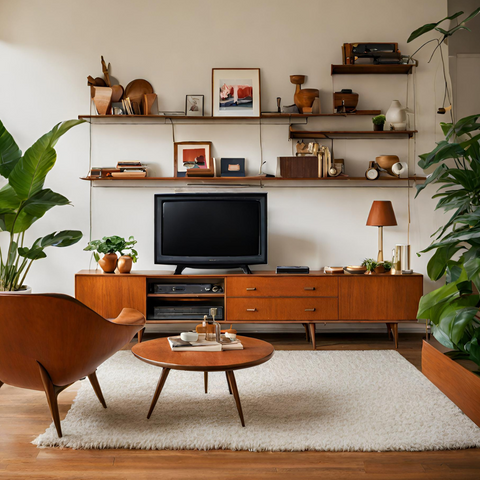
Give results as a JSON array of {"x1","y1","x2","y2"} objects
[
  {"x1": 174, "y1": 141, "x2": 213, "y2": 177},
  {"x1": 185, "y1": 95, "x2": 204, "y2": 116},
  {"x1": 212, "y1": 68, "x2": 261, "y2": 117},
  {"x1": 221, "y1": 158, "x2": 246, "y2": 177}
]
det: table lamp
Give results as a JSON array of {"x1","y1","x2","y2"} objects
[{"x1": 366, "y1": 201, "x2": 397, "y2": 262}]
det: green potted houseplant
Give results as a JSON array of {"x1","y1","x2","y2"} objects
[
  {"x1": 84, "y1": 235, "x2": 138, "y2": 273},
  {"x1": 362, "y1": 258, "x2": 378, "y2": 275},
  {"x1": 0, "y1": 119, "x2": 84, "y2": 292},
  {"x1": 409, "y1": 8, "x2": 480, "y2": 425},
  {"x1": 372, "y1": 115, "x2": 386, "y2": 132}
]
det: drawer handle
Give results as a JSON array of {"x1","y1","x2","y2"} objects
[
  {"x1": 246, "y1": 287, "x2": 256, "y2": 291},
  {"x1": 305, "y1": 308, "x2": 316, "y2": 312},
  {"x1": 246, "y1": 308, "x2": 257, "y2": 312},
  {"x1": 304, "y1": 287, "x2": 315, "y2": 291}
]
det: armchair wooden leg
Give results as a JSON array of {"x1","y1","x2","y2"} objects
[
  {"x1": 0, "y1": 381, "x2": 3, "y2": 389},
  {"x1": 88, "y1": 371, "x2": 107, "y2": 408},
  {"x1": 204, "y1": 372, "x2": 208, "y2": 394},
  {"x1": 38, "y1": 363, "x2": 70, "y2": 438},
  {"x1": 309, "y1": 323, "x2": 316, "y2": 350},
  {"x1": 138, "y1": 327, "x2": 145, "y2": 343}
]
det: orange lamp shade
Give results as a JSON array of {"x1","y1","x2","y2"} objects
[{"x1": 366, "y1": 201, "x2": 397, "y2": 226}]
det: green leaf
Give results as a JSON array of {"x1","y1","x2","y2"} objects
[
  {"x1": 464, "y1": 255, "x2": 480, "y2": 291},
  {"x1": 0, "y1": 184, "x2": 21, "y2": 215},
  {"x1": 407, "y1": 11, "x2": 464, "y2": 42},
  {"x1": 0, "y1": 120, "x2": 22, "y2": 178},
  {"x1": 414, "y1": 163, "x2": 448, "y2": 198},
  {"x1": 17, "y1": 246, "x2": 47, "y2": 260},
  {"x1": 2, "y1": 211, "x2": 39, "y2": 234},
  {"x1": 427, "y1": 244, "x2": 464, "y2": 280},
  {"x1": 8, "y1": 119, "x2": 84, "y2": 200},
  {"x1": 39, "y1": 230, "x2": 83, "y2": 248},
  {"x1": 439, "y1": 307, "x2": 479, "y2": 344},
  {"x1": 21, "y1": 189, "x2": 71, "y2": 217},
  {"x1": 418, "y1": 141, "x2": 466, "y2": 169},
  {"x1": 432, "y1": 324, "x2": 456, "y2": 349},
  {"x1": 462, "y1": 6, "x2": 480, "y2": 24}
]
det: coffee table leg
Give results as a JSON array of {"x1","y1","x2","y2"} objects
[
  {"x1": 225, "y1": 371, "x2": 232, "y2": 395},
  {"x1": 147, "y1": 368, "x2": 170, "y2": 419},
  {"x1": 227, "y1": 370, "x2": 245, "y2": 427},
  {"x1": 204, "y1": 372, "x2": 208, "y2": 394}
]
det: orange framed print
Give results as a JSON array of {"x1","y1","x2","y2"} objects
[{"x1": 174, "y1": 141, "x2": 213, "y2": 177}]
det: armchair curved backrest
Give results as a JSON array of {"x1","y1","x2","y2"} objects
[{"x1": 0, "y1": 293, "x2": 144, "y2": 390}]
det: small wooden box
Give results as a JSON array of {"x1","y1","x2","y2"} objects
[{"x1": 278, "y1": 156, "x2": 318, "y2": 178}]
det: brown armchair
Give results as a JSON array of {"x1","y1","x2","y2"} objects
[{"x1": 0, "y1": 293, "x2": 145, "y2": 437}]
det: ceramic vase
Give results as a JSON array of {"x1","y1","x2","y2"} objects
[
  {"x1": 98, "y1": 253, "x2": 117, "y2": 273},
  {"x1": 117, "y1": 255, "x2": 133, "y2": 274},
  {"x1": 386, "y1": 100, "x2": 406, "y2": 129}
]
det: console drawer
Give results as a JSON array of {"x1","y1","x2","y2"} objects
[
  {"x1": 226, "y1": 277, "x2": 338, "y2": 297},
  {"x1": 226, "y1": 298, "x2": 338, "y2": 321}
]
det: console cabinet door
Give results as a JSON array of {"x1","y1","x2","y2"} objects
[
  {"x1": 338, "y1": 276, "x2": 423, "y2": 321},
  {"x1": 75, "y1": 275, "x2": 146, "y2": 319}
]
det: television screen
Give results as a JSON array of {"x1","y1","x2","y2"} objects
[{"x1": 154, "y1": 193, "x2": 267, "y2": 273}]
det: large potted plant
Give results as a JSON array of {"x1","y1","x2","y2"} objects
[
  {"x1": 409, "y1": 8, "x2": 480, "y2": 426},
  {"x1": 0, "y1": 119, "x2": 84, "y2": 292}
]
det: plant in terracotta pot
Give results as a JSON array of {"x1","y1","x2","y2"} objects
[
  {"x1": 0, "y1": 119, "x2": 84, "y2": 292},
  {"x1": 362, "y1": 258, "x2": 378, "y2": 275},
  {"x1": 383, "y1": 260, "x2": 393, "y2": 274},
  {"x1": 372, "y1": 115, "x2": 386, "y2": 132},
  {"x1": 84, "y1": 236, "x2": 138, "y2": 273}
]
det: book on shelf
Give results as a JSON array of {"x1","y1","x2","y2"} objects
[
  {"x1": 168, "y1": 335, "x2": 243, "y2": 352},
  {"x1": 111, "y1": 171, "x2": 147, "y2": 178}
]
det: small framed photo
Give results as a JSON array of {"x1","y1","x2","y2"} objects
[
  {"x1": 185, "y1": 95, "x2": 204, "y2": 116},
  {"x1": 174, "y1": 141, "x2": 213, "y2": 177},
  {"x1": 221, "y1": 158, "x2": 245, "y2": 177},
  {"x1": 212, "y1": 68, "x2": 261, "y2": 117}
]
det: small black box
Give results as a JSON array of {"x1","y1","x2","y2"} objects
[{"x1": 276, "y1": 266, "x2": 310, "y2": 274}]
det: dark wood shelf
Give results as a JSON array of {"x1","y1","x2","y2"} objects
[
  {"x1": 289, "y1": 127, "x2": 417, "y2": 139},
  {"x1": 331, "y1": 64, "x2": 415, "y2": 75},
  {"x1": 78, "y1": 111, "x2": 382, "y2": 123},
  {"x1": 81, "y1": 175, "x2": 425, "y2": 182}
]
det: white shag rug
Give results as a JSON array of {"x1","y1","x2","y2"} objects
[{"x1": 33, "y1": 350, "x2": 480, "y2": 451}]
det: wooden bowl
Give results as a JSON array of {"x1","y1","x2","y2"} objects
[
  {"x1": 376, "y1": 155, "x2": 399, "y2": 170},
  {"x1": 295, "y1": 88, "x2": 320, "y2": 113},
  {"x1": 344, "y1": 265, "x2": 367, "y2": 275},
  {"x1": 290, "y1": 75, "x2": 306, "y2": 85}
]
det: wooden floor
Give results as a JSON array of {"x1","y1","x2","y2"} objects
[{"x1": 1, "y1": 332, "x2": 479, "y2": 479}]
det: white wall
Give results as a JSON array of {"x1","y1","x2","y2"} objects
[{"x1": 0, "y1": 0, "x2": 451, "y2": 331}]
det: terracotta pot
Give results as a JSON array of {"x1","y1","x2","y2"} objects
[
  {"x1": 375, "y1": 265, "x2": 385, "y2": 274},
  {"x1": 373, "y1": 124, "x2": 384, "y2": 131},
  {"x1": 98, "y1": 253, "x2": 117, "y2": 273},
  {"x1": 364, "y1": 270, "x2": 375, "y2": 275},
  {"x1": 117, "y1": 255, "x2": 133, "y2": 274}
]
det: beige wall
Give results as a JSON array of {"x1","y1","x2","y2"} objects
[{"x1": 0, "y1": 0, "x2": 451, "y2": 331}]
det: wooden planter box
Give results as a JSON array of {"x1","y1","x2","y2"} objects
[{"x1": 422, "y1": 340, "x2": 480, "y2": 427}]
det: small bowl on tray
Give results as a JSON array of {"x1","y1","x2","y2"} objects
[{"x1": 344, "y1": 265, "x2": 367, "y2": 275}]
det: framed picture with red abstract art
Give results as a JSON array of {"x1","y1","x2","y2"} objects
[
  {"x1": 174, "y1": 141, "x2": 213, "y2": 177},
  {"x1": 212, "y1": 68, "x2": 261, "y2": 117}
]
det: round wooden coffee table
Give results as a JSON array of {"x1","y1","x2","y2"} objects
[{"x1": 132, "y1": 336, "x2": 274, "y2": 427}]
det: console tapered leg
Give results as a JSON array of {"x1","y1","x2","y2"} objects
[
  {"x1": 309, "y1": 323, "x2": 316, "y2": 350},
  {"x1": 227, "y1": 370, "x2": 245, "y2": 427},
  {"x1": 386, "y1": 323, "x2": 393, "y2": 340},
  {"x1": 147, "y1": 368, "x2": 170, "y2": 419},
  {"x1": 393, "y1": 323, "x2": 399, "y2": 349},
  {"x1": 88, "y1": 371, "x2": 107, "y2": 408},
  {"x1": 226, "y1": 371, "x2": 232, "y2": 394},
  {"x1": 302, "y1": 323, "x2": 310, "y2": 342},
  {"x1": 204, "y1": 372, "x2": 208, "y2": 394}
]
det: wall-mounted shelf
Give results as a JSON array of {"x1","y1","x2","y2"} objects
[
  {"x1": 78, "y1": 111, "x2": 382, "y2": 124},
  {"x1": 289, "y1": 127, "x2": 417, "y2": 139},
  {"x1": 81, "y1": 175, "x2": 425, "y2": 183},
  {"x1": 331, "y1": 64, "x2": 415, "y2": 75}
]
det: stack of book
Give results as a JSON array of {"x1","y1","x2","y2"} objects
[
  {"x1": 88, "y1": 162, "x2": 148, "y2": 178},
  {"x1": 168, "y1": 335, "x2": 243, "y2": 352}
]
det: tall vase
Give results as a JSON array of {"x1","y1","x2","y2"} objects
[{"x1": 386, "y1": 100, "x2": 406, "y2": 129}]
